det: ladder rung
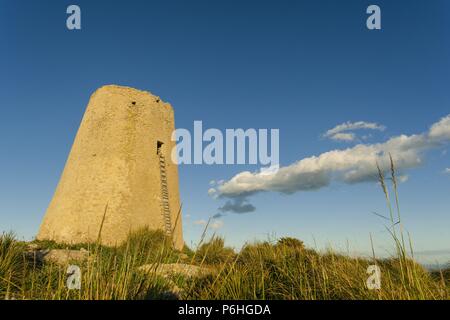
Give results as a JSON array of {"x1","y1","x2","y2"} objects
[{"x1": 159, "y1": 156, "x2": 172, "y2": 237}]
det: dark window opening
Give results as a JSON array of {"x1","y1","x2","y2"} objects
[{"x1": 157, "y1": 141, "x2": 164, "y2": 155}]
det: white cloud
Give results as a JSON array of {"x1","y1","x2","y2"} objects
[
  {"x1": 193, "y1": 219, "x2": 208, "y2": 226},
  {"x1": 211, "y1": 220, "x2": 224, "y2": 230},
  {"x1": 211, "y1": 114, "x2": 450, "y2": 213},
  {"x1": 208, "y1": 188, "x2": 219, "y2": 199},
  {"x1": 429, "y1": 115, "x2": 450, "y2": 140},
  {"x1": 444, "y1": 168, "x2": 450, "y2": 174},
  {"x1": 323, "y1": 121, "x2": 385, "y2": 142}
]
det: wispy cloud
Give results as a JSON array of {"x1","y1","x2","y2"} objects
[
  {"x1": 194, "y1": 219, "x2": 208, "y2": 226},
  {"x1": 414, "y1": 249, "x2": 450, "y2": 256},
  {"x1": 210, "y1": 114, "x2": 450, "y2": 213},
  {"x1": 444, "y1": 168, "x2": 450, "y2": 174},
  {"x1": 329, "y1": 132, "x2": 356, "y2": 142},
  {"x1": 193, "y1": 219, "x2": 224, "y2": 230},
  {"x1": 211, "y1": 220, "x2": 224, "y2": 229},
  {"x1": 323, "y1": 121, "x2": 385, "y2": 142}
]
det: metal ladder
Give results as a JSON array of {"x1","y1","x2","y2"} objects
[{"x1": 158, "y1": 153, "x2": 173, "y2": 237}]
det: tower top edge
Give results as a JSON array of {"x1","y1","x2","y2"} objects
[{"x1": 92, "y1": 84, "x2": 173, "y2": 110}]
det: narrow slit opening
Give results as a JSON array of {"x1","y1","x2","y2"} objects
[{"x1": 157, "y1": 141, "x2": 164, "y2": 155}]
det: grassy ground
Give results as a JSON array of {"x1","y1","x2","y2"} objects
[
  {"x1": 0, "y1": 229, "x2": 448, "y2": 300},
  {"x1": 1, "y1": 159, "x2": 448, "y2": 300}
]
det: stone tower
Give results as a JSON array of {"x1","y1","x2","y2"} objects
[{"x1": 38, "y1": 85, "x2": 184, "y2": 250}]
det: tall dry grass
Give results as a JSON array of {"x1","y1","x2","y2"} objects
[
  {"x1": 184, "y1": 156, "x2": 449, "y2": 300},
  {"x1": 0, "y1": 229, "x2": 180, "y2": 300}
]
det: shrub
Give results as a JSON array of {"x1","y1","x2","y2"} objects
[
  {"x1": 195, "y1": 237, "x2": 235, "y2": 265},
  {"x1": 276, "y1": 237, "x2": 305, "y2": 250}
]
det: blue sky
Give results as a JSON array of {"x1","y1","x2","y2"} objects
[{"x1": 0, "y1": 0, "x2": 449, "y2": 265}]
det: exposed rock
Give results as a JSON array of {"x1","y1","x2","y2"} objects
[
  {"x1": 31, "y1": 249, "x2": 90, "y2": 265},
  {"x1": 26, "y1": 243, "x2": 41, "y2": 251},
  {"x1": 138, "y1": 263, "x2": 214, "y2": 278}
]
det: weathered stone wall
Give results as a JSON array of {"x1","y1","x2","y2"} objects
[{"x1": 38, "y1": 85, "x2": 184, "y2": 250}]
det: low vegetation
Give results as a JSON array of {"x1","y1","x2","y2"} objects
[
  {"x1": 0, "y1": 228, "x2": 448, "y2": 300},
  {"x1": 0, "y1": 158, "x2": 448, "y2": 300}
]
